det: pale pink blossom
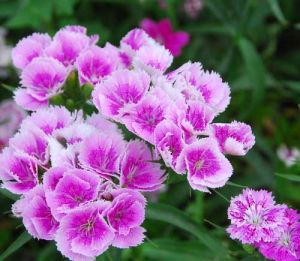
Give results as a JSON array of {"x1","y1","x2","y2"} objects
[
  {"x1": 12, "y1": 33, "x2": 51, "y2": 69},
  {"x1": 76, "y1": 45, "x2": 118, "y2": 85},
  {"x1": 12, "y1": 185, "x2": 59, "y2": 240},
  {"x1": 277, "y1": 144, "x2": 300, "y2": 167},
  {"x1": 0, "y1": 147, "x2": 38, "y2": 194},
  {"x1": 184, "y1": 0, "x2": 204, "y2": 19},
  {"x1": 9, "y1": 127, "x2": 49, "y2": 166},
  {"x1": 45, "y1": 26, "x2": 96, "y2": 67},
  {"x1": 154, "y1": 119, "x2": 185, "y2": 173},
  {"x1": 133, "y1": 44, "x2": 173, "y2": 76},
  {"x1": 120, "y1": 140, "x2": 165, "y2": 191},
  {"x1": 120, "y1": 29, "x2": 154, "y2": 57},
  {"x1": 15, "y1": 57, "x2": 67, "y2": 110},
  {"x1": 93, "y1": 69, "x2": 150, "y2": 120},
  {"x1": 21, "y1": 106, "x2": 77, "y2": 135},
  {"x1": 125, "y1": 92, "x2": 167, "y2": 144},
  {"x1": 211, "y1": 121, "x2": 255, "y2": 156},
  {"x1": 183, "y1": 138, "x2": 233, "y2": 192},
  {"x1": 56, "y1": 202, "x2": 114, "y2": 260},
  {"x1": 140, "y1": 18, "x2": 189, "y2": 57},
  {"x1": 78, "y1": 132, "x2": 126, "y2": 177},
  {"x1": 107, "y1": 189, "x2": 145, "y2": 234},
  {"x1": 227, "y1": 189, "x2": 286, "y2": 244},
  {"x1": 44, "y1": 168, "x2": 101, "y2": 220}
]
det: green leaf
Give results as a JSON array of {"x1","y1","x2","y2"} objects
[
  {"x1": 146, "y1": 203, "x2": 228, "y2": 257},
  {"x1": 0, "y1": 231, "x2": 31, "y2": 260},
  {"x1": 275, "y1": 173, "x2": 300, "y2": 182},
  {"x1": 6, "y1": 0, "x2": 53, "y2": 29},
  {"x1": 267, "y1": 0, "x2": 288, "y2": 25},
  {"x1": 0, "y1": 188, "x2": 19, "y2": 201},
  {"x1": 141, "y1": 239, "x2": 214, "y2": 261},
  {"x1": 54, "y1": 0, "x2": 78, "y2": 15},
  {"x1": 237, "y1": 37, "x2": 266, "y2": 117}
]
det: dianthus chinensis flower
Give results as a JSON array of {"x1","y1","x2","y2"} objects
[
  {"x1": 4, "y1": 24, "x2": 258, "y2": 260},
  {"x1": 227, "y1": 189, "x2": 300, "y2": 261}
]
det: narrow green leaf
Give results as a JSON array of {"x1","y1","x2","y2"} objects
[
  {"x1": 237, "y1": 37, "x2": 266, "y2": 116},
  {"x1": 0, "y1": 188, "x2": 19, "y2": 201},
  {"x1": 227, "y1": 181, "x2": 247, "y2": 188},
  {"x1": 0, "y1": 231, "x2": 31, "y2": 260},
  {"x1": 141, "y1": 239, "x2": 213, "y2": 261},
  {"x1": 2, "y1": 83, "x2": 15, "y2": 92},
  {"x1": 146, "y1": 203, "x2": 228, "y2": 256},
  {"x1": 267, "y1": 0, "x2": 288, "y2": 25},
  {"x1": 275, "y1": 173, "x2": 300, "y2": 182}
]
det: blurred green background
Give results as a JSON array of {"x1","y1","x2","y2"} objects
[{"x1": 0, "y1": 0, "x2": 299, "y2": 260}]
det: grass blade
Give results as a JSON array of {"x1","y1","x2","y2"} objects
[{"x1": 0, "y1": 231, "x2": 31, "y2": 260}]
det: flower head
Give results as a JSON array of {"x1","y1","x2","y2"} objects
[
  {"x1": 76, "y1": 46, "x2": 118, "y2": 85},
  {"x1": 93, "y1": 69, "x2": 150, "y2": 120},
  {"x1": 56, "y1": 202, "x2": 114, "y2": 260},
  {"x1": 277, "y1": 145, "x2": 300, "y2": 167},
  {"x1": 211, "y1": 121, "x2": 255, "y2": 156},
  {"x1": 120, "y1": 140, "x2": 165, "y2": 191},
  {"x1": 12, "y1": 185, "x2": 59, "y2": 240},
  {"x1": 12, "y1": 33, "x2": 51, "y2": 69},
  {"x1": 0, "y1": 147, "x2": 38, "y2": 194},
  {"x1": 15, "y1": 57, "x2": 67, "y2": 110},
  {"x1": 227, "y1": 189, "x2": 287, "y2": 244},
  {"x1": 183, "y1": 138, "x2": 233, "y2": 192}
]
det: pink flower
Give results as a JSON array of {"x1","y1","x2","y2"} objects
[
  {"x1": 15, "y1": 57, "x2": 67, "y2": 110},
  {"x1": 12, "y1": 33, "x2": 51, "y2": 69},
  {"x1": 258, "y1": 208, "x2": 300, "y2": 261},
  {"x1": 45, "y1": 26, "x2": 96, "y2": 67},
  {"x1": 78, "y1": 132, "x2": 126, "y2": 177},
  {"x1": 0, "y1": 147, "x2": 38, "y2": 194},
  {"x1": 120, "y1": 29, "x2": 154, "y2": 57},
  {"x1": 106, "y1": 189, "x2": 146, "y2": 248},
  {"x1": 21, "y1": 106, "x2": 77, "y2": 135},
  {"x1": 133, "y1": 44, "x2": 173, "y2": 76},
  {"x1": 154, "y1": 119, "x2": 185, "y2": 173},
  {"x1": 140, "y1": 18, "x2": 189, "y2": 57},
  {"x1": 211, "y1": 121, "x2": 255, "y2": 156},
  {"x1": 56, "y1": 202, "x2": 114, "y2": 260},
  {"x1": 120, "y1": 140, "x2": 165, "y2": 191},
  {"x1": 12, "y1": 185, "x2": 58, "y2": 240},
  {"x1": 277, "y1": 144, "x2": 300, "y2": 167},
  {"x1": 124, "y1": 92, "x2": 167, "y2": 144},
  {"x1": 76, "y1": 46, "x2": 118, "y2": 86},
  {"x1": 182, "y1": 138, "x2": 233, "y2": 192},
  {"x1": 182, "y1": 101, "x2": 215, "y2": 135},
  {"x1": 44, "y1": 168, "x2": 101, "y2": 220},
  {"x1": 92, "y1": 69, "x2": 150, "y2": 120},
  {"x1": 227, "y1": 189, "x2": 287, "y2": 244},
  {"x1": 168, "y1": 62, "x2": 231, "y2": 114},
  {"x1": 9, "y1": 127, "x2": 49, "y2": 166},
  {"x1": 0, "y1": 100, "x2": 25, "y2": 150}
]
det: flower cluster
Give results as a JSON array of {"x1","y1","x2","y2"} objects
[
  {"x1": 1, "y1": 106, "x2": 165, "y2": 260},
  {"x1": 92, "y1": 32, "x2": 255, "y2": 192},
  {"x1": 0, "y1": 99, "x2": 25, "y2": 150},
  {"x1": 5, "y1": 25, "x2": 257, "y2": 260},
  {"x1": 227, "y1": 189, "x2": 300, "y2": 261}
]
